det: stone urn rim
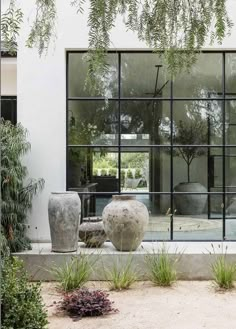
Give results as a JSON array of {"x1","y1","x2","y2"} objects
[{"x1": 112, "y1": 195, "x2": 136, "y2": 201}]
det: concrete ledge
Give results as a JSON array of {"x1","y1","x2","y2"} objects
[{"x1": 13, "y1": 242, "x2": 236, "y2": 281}]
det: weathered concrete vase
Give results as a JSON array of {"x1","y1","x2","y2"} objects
[
  {"x1": 102, "y1": 195, "x2": 149, "y2": 251},
  {"x1": 174, "y1": 182, "x2": 207, "y2": 215},
  {"x1": 79, "y1": 217, "x2": 107, "y2": 248},
  {"x1": 48, "y1": 192, "x2": 81, "y2": 252}
]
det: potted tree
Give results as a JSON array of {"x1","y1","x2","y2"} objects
[{"x1": 172, "y1": 113, "x2": 208, "y2": 215}]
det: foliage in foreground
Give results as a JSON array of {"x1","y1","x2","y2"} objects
[
  {"x1": 1, "y1": 119, "x2": 44, "y2": 253},
  {"x1": 1, "y1": 256, "x2": 48, "y2": 329},
  {"x1": 104, "y1": 256, "x2": 138, "y2": 291},
  {"x1": 59, "y1": 288, "x2": 118, "y2": 318},
  {"x1": 2, "y1": 0, "x2": 233, "y2": 90},
  {"x1": 145, "y1": 246, "x2": 177, "y2": 286},
  {"x1": 50, "y1": 254, "x2": 96, "y2": 292}
]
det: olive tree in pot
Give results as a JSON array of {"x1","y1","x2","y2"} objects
[{"x1": 173, "y1": 115, "x2": 208, "y2": 215}]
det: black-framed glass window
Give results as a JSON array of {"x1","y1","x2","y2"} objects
[
  {"x1": 1, "y1": 96, "x2": 17, "y2": 124},
  {"x1": 66, "y1": 51, "x2": 236, "y2": 241}
]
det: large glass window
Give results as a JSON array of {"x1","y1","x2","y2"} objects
[{"x1": 67, "y1": 51, "x2": 236, "y2": 241}]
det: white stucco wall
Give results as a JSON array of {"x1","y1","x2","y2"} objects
[{"x1": 16, "y1": 0, "x2": 236, "y2": 241}]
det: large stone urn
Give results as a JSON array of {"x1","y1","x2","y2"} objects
[
  {"x1": 174, "y1": 182, "x2": 207, "y2": 215},
  {"x1": 102, "y1": 195, "x2": 149, "y2": 251},
  {"x1": 48, "y1": 192, "x2": 81, "y2": 252}
]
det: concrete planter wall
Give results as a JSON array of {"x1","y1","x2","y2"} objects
[
  {"x1": 174, "y1": 182, "x2": 207, "y2": 215},
  {"x1": 102, "y1": 195, "x2": 149, "y2": 251},
  {"x1": 48, "y1": 192, "x2": 81, "y2": 252}
]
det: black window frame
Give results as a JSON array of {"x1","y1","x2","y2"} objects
[{"x1": 66, "y1": 50, "x2": 236, "y2": 242}]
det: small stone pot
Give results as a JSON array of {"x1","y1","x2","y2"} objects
[
  {"x1": 79, "y1": 217, "x2": 107, "y2": 248},
  {"x1": 102, "y1": 195, "x2": 149, "y2": 251},
  {"x1": 48, "y1": 192, "x2": 81, "y2": 252}
]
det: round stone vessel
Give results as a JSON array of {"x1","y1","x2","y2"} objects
[
  {"x1": 102, "y1": 195, "x2": 149, "y2": 251},
  {"x1": 79, "y1": 217, "x2": 107, "y2": 248},
  {"x1": 174, "y1": 182, "x2": 207, "y2": 215},
  {"x1": 48, "y1": 192, "x2": 81, "y2": 252}
]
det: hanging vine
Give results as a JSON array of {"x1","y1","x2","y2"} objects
[{"x1": 1, "y1": 0, "x2": 233, "y2": 87}]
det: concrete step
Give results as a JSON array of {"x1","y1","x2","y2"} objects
[{"x1": 13, "y1": 242, "x2": 236, "y2": 281}]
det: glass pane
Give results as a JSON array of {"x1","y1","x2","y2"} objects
[
  {"x1": 173, "y1": 147, "x2": 208, "y2": 190},
  {"x1": 173, "y1": 195, "x2": 222, "y2": 240},
  {"x1": 226, "y1": 53, "x2": 236, "y2": 97},
  {"x1": 226, "y1": 100, "x2": 236, "y2": 144},
  {"x1": 68, "y1": 147, "x2": 119, "y2": 192},
  {"x1": 173, "y1": 101, "x2": 223, "y2": 145},
  {"x1": 121, "y1": 53, "x2": 170, "y2": 98},
  {"x1": 1, "y1": 97, "x2": 17, "y2": 124},
  {"x1": 68, "y1": 101, "x2": 118, "y2": 145},
  {"x1": 121, "y1": 147, "x2": 170, "y2": 193},
  {"x1": 144, "y1": 194, "x2": 171, "y2": 241},
  {"x1": 121, "y1": 100, "x2": 170, "y2": 145},
  {"x1": 226, "y1": 193, "x2": 236, "y2": 240},
  {"x1": 225, "y1": 147, "x2": 236, "y2": 189},
  {"x1": 85, "y1": 194, "x2": 170, "y2": 241},
  {"x1": 173, "y1": 53, "x2": 222, "y2": 98},
  {"x1": 68, "y1": 53, "x2": 118, "y2": 97}
]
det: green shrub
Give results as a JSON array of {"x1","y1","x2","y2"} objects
[
  {"x1": 145, "y1": 246, "x2": 177, "y2": 286},
  {"x1": 108, "y1": 168, "x2": 117, "y2": 177},
  {"x1": 1, "y1": 119, "x2": 44, "y2": 252},
  {"x1": 121, "y1": 169, "x2": 126, "y2": 187},
  {"x1": 127, "y1": 169, "x2": 133, "y2": 179},
  {"x1": 93, "y1": 168, "x2": 98, "y2": 176},
  {"x1": 1, "y1": 256, "x2": 48, "y2": 329},
  {"x1": 212, "y1": 256, "x2": 236, "y2": 289},
  {"x1": 135, "y1": 168, "x2": 142, "y2": 179},
  {"x1": 50, "y1": 254, "x2": 95, "y2": 292},
  {"x1": 101, "y1": 169, "x2": 107, "y2": 176}
]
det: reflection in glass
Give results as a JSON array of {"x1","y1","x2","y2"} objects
[
  {"x1": 121, "y1": 101, "x2": 170, "y2": 145},
  {"x1": 173, "y1": 101, "x2": 222, "y2": 146},
  {"x1": 68, "y1": 101, "x2": 118, "y2": 145},
  {"x1": 173, "y1": 53, "x2": 222, "y2": 97},
  {"x1": 226, "y1": 193, "x2": 236, "y2": 240},
  {"x1": 68, "y1": 53, "x2": 118, "y2": 97},
  {"x1": 121, "y1": 147, "x2": 170, "y2": 193},
  {"x1": 121, "y1": 53, "x2": 170, "y2": 98},
  {"x1": 68, "y1": 147, "x2": 118, "y2": 192},
  {"x1": 226, "y1": 54, "x2": 236, "y2": 97},
  {"x1": 226, "y1": 100, "x2": 236, "y2": 145},
  {"x1": 173, "y1": 146, "x2": 208, "y2": 190},
  {"x1": 173, "y1": 203, "x2": 222, "y2": 240}
]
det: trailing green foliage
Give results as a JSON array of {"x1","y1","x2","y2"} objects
[
  {"x1": 49, "y1": 254, "x2": 96, "y2": 292},
  {"x1": 1, "y1": 0, "x2": 233, "y2": 89},
  {"x1": 104, "y1": 256, "x2": 138, "y2": 290},
  {"x1": 145, "y1": 246, "x2": 177, "y2": 286},
  {"x1": 1, "y1": 256, "x2": 48, "y2": 329},
  {"x1": 1, "y1": 0, "x2": 23, "y2": 54},
  {"x1": 1, "y1": 119, "x2": 45, "y2": 252},
  {"x1": 26, "y1": 0, "x2": 57, "y2": 55}
]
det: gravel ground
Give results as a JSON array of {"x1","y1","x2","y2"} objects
[{"x1": 42, "y1": 281, "x2": 236, "y2": 329}]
